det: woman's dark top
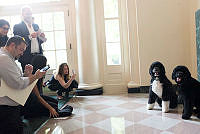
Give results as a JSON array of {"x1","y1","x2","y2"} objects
[
  {"x1": 48, "y1": 75, "x2": 69, "y2": 91},
  {"x1": 0, "y1": 36, "x2": 8, "y2": 47},
  {"x1": 48, "y1": 75, "x2": 78, "y2": 92}
]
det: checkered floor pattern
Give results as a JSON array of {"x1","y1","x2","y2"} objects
[{"x1": 36, "y1": 94, "x2": 200, "y2": 134}]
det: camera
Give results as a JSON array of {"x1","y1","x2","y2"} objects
[{"x1": 40, "y1": 65, "x2": 50, "y2": 72}]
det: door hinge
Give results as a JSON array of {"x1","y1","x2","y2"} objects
[{"x1": 70, "y1": 43, "x2": 72, "y2": 49}]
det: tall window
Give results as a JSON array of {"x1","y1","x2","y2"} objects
[
  {"x1": 103, "y1": 0, "x2": 121, "y2": 65},
  {"x1": 34, "y1": 12, "x2": 67, "y2": 69},
  {"x1": 0, "y1": 11, "x2": 67, "y2": 69}
]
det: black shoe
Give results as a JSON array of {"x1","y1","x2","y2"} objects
[
  {"x1": 62, "y1": 105, "x2": 73, "y2": 112},
  {"x1": 182, "y1": 114, "x2": 191, "y2": 120},
  {"x1": 197, "y1": 113, "x2": 200, "y2": 119},
  {"x1": 58, "y1": 108, "x2": 72, "y2": 117},
  {"x1": 65, "y1": 92, "x2": 69, "y2": 98}
]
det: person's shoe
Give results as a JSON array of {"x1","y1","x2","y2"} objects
[
  {"x1": 57, "y1": 96, "x2": 63, "y2": 100},
  {"x1": 58, "y1": 108, "x2": 72, "y2": 117},
  {"x1": 62, "y1": 105, "x2": 73, "y2": 113},
  {"x1": 182, "y1": 114, "x2": 191, "y2": 120},
  {"x1": 65, "y1": 92, "x2": 69, "y2": 98},
  {"x1": 43, "y1": 80, "x2": 50, "y2": 87}
]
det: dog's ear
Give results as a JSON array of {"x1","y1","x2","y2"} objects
[
  {"x1": 159, "y1": 63, "x2": 165, "y2": 75},
  {"x1": 149, "y1": 64, "x2": 153, "y2": 76},
  {"x1": 172, "y1": 67, "x2": 177, "y2": 80},
  {"x1": 182, "y1": 66, "x2": 191, "y2": 78}
]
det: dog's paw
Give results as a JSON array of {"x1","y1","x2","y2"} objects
[
  {"x1": 197, "y1": 114, "x2": 200, "y2": 119},
  {"x1": 158, "y1": 103, "x2": 162, "y2": 108},
  {"x1": 162, "y1": 101, "x2": 169, "y2": 113},
  {"x1": 162, "y1": 108, "x2": 169, "y2": 113},
  {"x1": 182, "y1": 114, "x2": 190, "y2": 120},
  {"x1": 193, "y1": 109, "x2": 199, "y2": 114},
  {"x1": 147, "y1": 103, "x2": 154, "y2": 110}
]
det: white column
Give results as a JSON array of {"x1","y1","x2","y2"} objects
[
  {"x1": 127, "y1": 0, "x2": 141, "y2": 88},
  {"x1": 75, "y1": 0, "x2": 102, "y2": 90}
]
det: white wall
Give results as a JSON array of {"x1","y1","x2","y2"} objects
[
  {"x1": 70, "y1": 0, "x2": 198, "y2": 89},
  {"x1": 128, "y1": 0, "x2": 192, "y2": 86}
]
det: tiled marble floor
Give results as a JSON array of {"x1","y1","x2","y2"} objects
[{"x1": 36, "y1": 94, "x2": 200, "y2": 134}]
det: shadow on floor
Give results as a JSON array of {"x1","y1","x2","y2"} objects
[{"x1": 23, "y1": 95, "x2": 73, "y2": 134}]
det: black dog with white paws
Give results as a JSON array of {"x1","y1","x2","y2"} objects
[
  {"x1": 172, "y1": 66, "x2": 200, "y2": 120},
  {"x1": 147, "y1": 61, "x2": 178, "y2": 112}
]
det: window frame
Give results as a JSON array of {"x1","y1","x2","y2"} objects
[
  {"x1": 0, "y1": 0, "x2": 75, "y2": 70},
  {"x1": 103, "y1": 0, "x2": 123, "y2": 66}
]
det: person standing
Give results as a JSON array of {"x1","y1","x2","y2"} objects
[
  {"x1": 0, "y1": 35, "x2": 46, "y2": 134},
  {"x1": 13, "y1": 5, "x2": 46, "y2": 71},
  {"x1": 0, "y1": 19, "x2": 10, "y2": 47}
]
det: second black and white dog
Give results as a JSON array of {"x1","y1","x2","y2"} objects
[{"x1": 147, "y1": 61, "x2": 178, "y2": 112}]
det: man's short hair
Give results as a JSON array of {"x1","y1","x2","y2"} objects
[
  {"x1": 6, "y1": 35, "x2": 27, "y2": 46},
  {"x1": 21, "y1": 5, "x2": 32, "y2": 14},
  {"x1": 0, "y1": 19, "x2": 10, "y2": 28}
]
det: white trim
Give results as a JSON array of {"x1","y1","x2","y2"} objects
[
  {"x1": 0, "y1": 0, "x2": 74, "y2": 16},
  {"x1": 126, "y1": 0, "x2": 141, "y2": 87},
  {"x1": 78, "y1": 83, "x2": 103, "y2": 90},
  {"x1": 127, "y1": 81, "x2": 140, "y2": 88}
]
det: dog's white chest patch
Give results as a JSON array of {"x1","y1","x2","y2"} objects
[{"x1": 152, "y1": 80, "x2": 163, "y2": 98}]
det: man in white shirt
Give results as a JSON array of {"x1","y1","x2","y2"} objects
[
  {"x1": 0, "y1": 35, "x2": 46, "y2": 134},
  {"x1": 13, "y1": 6, "x2": 46, "y2": 72}
]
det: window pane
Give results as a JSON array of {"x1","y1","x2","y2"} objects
[
  {"x1": 33, "y1": 14, "x2": 42, "y2": 28},
  {"x1": 0, "y1": 15, "x2": 20, "y2": 37},
  {"x1": 56, "y1": 50, "x2": 67, "y2": 66},
  {"x1": 9, "y1": 16, "x2": 20, "y2": 36},
  {"x1": 105, "y1": 19, "x2": 120, "y2": 42},
  {"x1": 10, "y1": 16, "x2": 21, "y2": 29},
  {"x1": 42, "y1": 13, "x2": 53, "y2": 31},
  {"x1": 55, "y1": 31, "x2": 66, "y2": 49},
  {"x1": 44, "y1": 51, "x2": 56, "y2": 69},
  {"x1": 0, "y1": 16, "x2": 10, "y2": 21},
  {"x1": 0, "y1": 0, "x2": 60, "y2": 5},
  {"x1": 0, "y1": 11, "x2": 68, "y2": 69},
  {"x1": 42, "y1": 32, "x2": 55, "y2": 50},
  {"x1": 103, "y1": 0, "x2": 118, "y2": 18},
  {"x1": 106, "y1": 43, "x2": 121, "y2": 65},
  {"x1": 54, "y1": 12, "x2": 65, "y2": 30}
]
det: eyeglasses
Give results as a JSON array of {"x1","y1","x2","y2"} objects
[{"x1": 1, "y1": 27, "x2": 9, "y2": 31}]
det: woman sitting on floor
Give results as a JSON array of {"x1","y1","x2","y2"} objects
[
  {"x1": 22, "y1": 55, "x2": 73, "y2": 118},
  {"x1": 47, "y1": 63, "x2": 78, "y2": 100}
]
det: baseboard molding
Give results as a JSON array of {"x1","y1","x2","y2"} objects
[
  {"x1": 76, "y1": 87, "x2": 103, "y2": 96},
  {"x1": 128, "y1": 86, "x2": 149, "y2": 93},
  {"x1": 128, "y1": 84, "x2": 179, "y2": 95}
]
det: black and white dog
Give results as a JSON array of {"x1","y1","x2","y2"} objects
[
  {"x1": 147, "y1": 61, "x2": 178, "y2": 112},
  {"x1": 172, "y1": 66, "x2": 200, "y2": 119}
]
